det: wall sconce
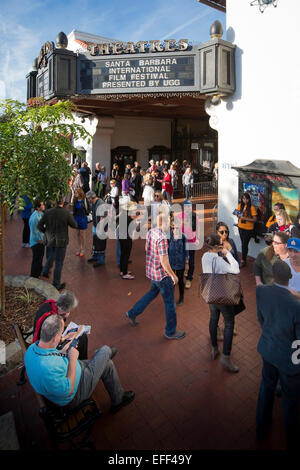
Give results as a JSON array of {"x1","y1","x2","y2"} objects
[
  {"x1": 250, "y1": 0, "x2": 279, "y2": 13},
  {"x1": 199, "y1": 21, "x2": 236, "y2": 100}
]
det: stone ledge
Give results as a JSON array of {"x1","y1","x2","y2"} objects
[{"x1": 0, "y1": 276, "x2": 59, "y2": 377}]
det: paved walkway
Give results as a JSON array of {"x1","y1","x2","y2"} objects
[{"x1": 0, "y1": 200, "x2": 286, "y2": 450}]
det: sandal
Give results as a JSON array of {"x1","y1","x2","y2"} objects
[
  {"x1": 122, "y1": 274, "x2": 135, "y2": 280},
  {"x1": 79, "y1": 251, "x2": 84, "y2": 257},
  {"x1": 75, "y1": 252, "x2": 80, "y2": 256}
]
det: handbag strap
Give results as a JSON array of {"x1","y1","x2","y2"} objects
[{"x1": 211, "y1": 255, "x2": 218, "y2": 274}]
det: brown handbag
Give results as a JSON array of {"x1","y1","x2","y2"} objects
[{"x1": 199, "y1": 257, "x2": 242, "y2": 305}]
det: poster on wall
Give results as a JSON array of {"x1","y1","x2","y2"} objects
[
  {"x1": 271, "y1": 186, "x2": 299, "y2": 220},
  {"x1": 243, "y1": 182, "x2": 265, "y2": 218}
]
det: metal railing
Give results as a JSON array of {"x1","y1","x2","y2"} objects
[
  {"x1": 191, "y1": 181, "x2": 217, "y2": 199},
  {"x1": 174, "y1": 180, "x2": 217, "y2": 200}
]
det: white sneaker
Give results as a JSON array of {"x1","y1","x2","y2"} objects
[{"x1": 185, "y1": 280, "x2": 192, "y2": 289}]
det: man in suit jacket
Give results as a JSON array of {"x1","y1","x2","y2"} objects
[
  {"x1": 38, "y1": 198, "x2": 77, "y2": 290},
  {"x1": 256, "y1": 260, "x2": 300, "y2": 449}
]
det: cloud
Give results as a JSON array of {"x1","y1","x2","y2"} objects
[
  {"x1": 160, "y1": 9, "x2": 212, "y2": 41},
  {"x1": 0, "y1": 19, "x2": 42, "y2": 101}
]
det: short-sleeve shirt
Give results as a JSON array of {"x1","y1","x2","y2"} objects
[
  {"x1": 237, "y1": 203, "x2": 257, "y2": 231},
  {"x1": 146, "y1": 228, "x2": 169, "y2": 282},
  {"x1": 24, "y1": 342, "x2": 82, "y2": 406}
]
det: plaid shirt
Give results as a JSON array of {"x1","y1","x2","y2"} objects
[{"x1": 146, "y1": 228, "x2": 169, "y2": 281}]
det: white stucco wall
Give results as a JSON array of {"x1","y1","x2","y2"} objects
[
  {"x1": 111, "y1": 116, "x2": 172, "y2": 169},
  {"x1": 207, "y1": 0, "x2": 300, "y2": 257}
]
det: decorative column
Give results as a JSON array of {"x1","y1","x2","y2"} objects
[{"x1": 92, "y1": 117, "x2": 115, "y2": 173}]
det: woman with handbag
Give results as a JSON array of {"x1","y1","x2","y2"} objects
[{"x1": 201, "y1": 234, "x2": 240, "y2": 373}]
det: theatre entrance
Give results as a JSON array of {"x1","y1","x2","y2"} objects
[
  {"x1": 73, "y1": 93, "x2": 218, "y2": 180},
  {"x1": 111, "y1": 146, "x2": 137, "y2": 174}
]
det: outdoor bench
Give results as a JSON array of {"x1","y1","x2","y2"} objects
[{"x1": 13, "y1": 323, "x2": 101, "y2": 450}]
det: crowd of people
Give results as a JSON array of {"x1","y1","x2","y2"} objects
[
  {"x1": 67, "y1": 157, "x2": 196, "y2": 208},
  {"x1": 18, "y1": 166, "x2": 300, "y2": 449}
]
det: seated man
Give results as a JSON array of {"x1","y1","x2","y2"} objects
[
  {"x1": 33, "y1": 290, "x2": 88, "y2": 360},
  {"x1": 25, "y1": 315, "x2": 135, "y2": 412}
]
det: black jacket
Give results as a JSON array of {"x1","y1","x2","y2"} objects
[
  {"x1": 256, "y1": 284, "x2": 300, "y2": 375},
  {"x1": 37, "y1": 206, "x2": 77, "y2": 247}
]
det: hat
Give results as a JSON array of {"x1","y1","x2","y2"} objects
[{"x1": 287, "y1": 238, "x2": 300, "y2": 252}]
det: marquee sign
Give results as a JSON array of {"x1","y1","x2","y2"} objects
[
  {"x1": 27, "y1": 28, "x2": 236, "y2": 100},
  {"x1": 79, "y1": 50, "x2": 199, "y2": 94}
]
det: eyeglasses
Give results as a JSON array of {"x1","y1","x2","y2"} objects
[
  {"x1": 272, "y1": 240, "x2": 284, "y2": 245},
  {"x1": 218, "y1": 230, "x2": 228, "y2": 235}
]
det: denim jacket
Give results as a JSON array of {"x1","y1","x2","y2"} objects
[{"x1": 168, "y1": 232, "x2": 188, "y2": 270}]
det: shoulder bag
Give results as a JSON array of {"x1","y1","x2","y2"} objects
[{"x1": 199, "y1": 256, "x2": 242, "y2": 305}]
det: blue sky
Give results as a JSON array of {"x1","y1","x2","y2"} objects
[{"x1": 0, "y1": 0, "x2": 225, "y2": 102}]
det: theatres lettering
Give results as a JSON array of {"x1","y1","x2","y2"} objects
[{"x1": 89, "y1": 39, "x2": 189, "y2": 56}]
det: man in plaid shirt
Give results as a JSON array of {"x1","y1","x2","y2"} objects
[{"x1": 126, "y1": 212, "x2": 186, "y2": 340}]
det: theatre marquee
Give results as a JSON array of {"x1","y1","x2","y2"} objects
[{"x1": 26, "y1": 23, "x2": 236, "y2": 101}]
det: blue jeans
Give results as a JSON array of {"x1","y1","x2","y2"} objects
[
  {"x1": 256, "y1": 359, "x2": 300, "y2": 449},
  {"x1": 186, "y1": 249, "x2": 195, "y2": 281},
  {"x1": 96, "y1": 251, "x2": 105, "y2": 265},
  {"x1": 127, "y1": 276, "x2": 177, "y2": 336},
  {"x1": 42, "y1": 246, "x2": 67, "y2": 288},
  {"x1": 116, "y1": 239, "x2": 121, "y2": 266}
]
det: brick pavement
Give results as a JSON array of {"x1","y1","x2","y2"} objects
[{"x1": 0, "y1": 200, "x2": 286, "y2": 450}]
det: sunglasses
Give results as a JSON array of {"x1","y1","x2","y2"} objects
[
  {"x1": 154, "y1": 195, "x2": 160, "y2": 198},
  {"x1": 218, "y1": 230, "x2": 229, "y2": 235}
]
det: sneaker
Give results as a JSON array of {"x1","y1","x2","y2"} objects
[
  {"x1": 87, "y1": 257, "x2": 96, "y2": 263},
  {"x1": 126, "y1": 311, "x2": 139, "y2": 326},
  {"x1": 165, "y1": 330, "x2": 186, "y2": 340},
  {"x1": 93, "y1": 263, "x2": 104, "y2": 268},
  {"x1": 21, "y1": 243, "x2": 26, "y2": 247},
  {"x1": 25, "y1": 243, "x2": 31, "y2": 248},
  {"x1": 185, "y1": 280, "x2": 192, "y2": 289},
  {"x1": 177, "y1": 299, "x2": 184, "y2": 306},
  {"x1": 110, "y1": 391, "x2": 135, "y2": 414},
  {"x1": 122, "y1": 274, "x2": 135, "y2": 280}
]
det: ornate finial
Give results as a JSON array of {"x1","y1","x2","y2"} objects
[
  {"x1": 56, "y1": 32, "x2": 68, "y2": 49},
  {"x1": 210, "y1": 20, "x2": 223, "y2": 39}
]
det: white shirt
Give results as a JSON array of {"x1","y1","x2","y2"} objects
[
  {"x1": 202, "y1": 251, "x2": 240, "y2": 274},
  {"x1": 285, "y1": 258, "x2": 300, "y2": 293},
  {"x1": 110, "y1": 186, "x2": 118, "y2": 201},
  {"x1": 142, "y1": 185, "x2": 155, "y2": 205}
]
